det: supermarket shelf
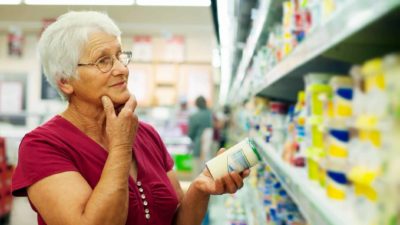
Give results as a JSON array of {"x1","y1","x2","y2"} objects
[
  {"x1": 229, "y1": 0, "x2": 285, "y2": 101},
  {"x1": 230, "y1": 0, "x2": 270, "y2": 92},
  {"x1": 209, "y1": 195, "x2": 229, "y2": 225},
  {"x1": 231, "y1": 0, "x2": 400, "y2": 103},
  {"x1": 241, "y1": 178, "x2": 267, "y2": 225},
  {"x1": 253, "y1": 137, "x2": 362, "y2": 225},
  {"x1": 209, "y1": 178, "x2": 267, "y2": 225}
]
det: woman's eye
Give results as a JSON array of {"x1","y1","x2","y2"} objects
[{"x1": 98, "y1": 56, "x2": 112, "y2": 65}]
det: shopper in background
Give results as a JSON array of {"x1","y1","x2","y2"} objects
[
  {"x1": 217, "y1": 105, "x2": 232, "y2": 148},
  {"x1": 11, "y1": 11, "x2": 249, "y2": 225},
  {"x1": 211, "y1": 105, "x2": 231, "y2": 150},
  {"x1": 188, "y1": 96, "x2": 214, "y2": 174}
]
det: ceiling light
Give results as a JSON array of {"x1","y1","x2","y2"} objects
[
  {"x1": 24, "y1": 0, "x2": 134, "y2": 5},
  {"x1": 217, "y1": 0, "x2": 235, "y2": 105},
  {"x1": 0, "y1": 0, "x2": 21, "y2": 4},
  {"x1": 136, "y1": 0, "x2": 210, "y2": 7}
]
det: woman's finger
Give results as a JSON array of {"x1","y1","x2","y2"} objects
[
  {"x1": 101, "y1": 96, "x2": 116, "y2": 118},
  {"x1": 121, "y1": 95, "x2": 137, "y2": 115},
  {"x1": 241, "y1": 169, "x2": 251, "y2": 178},
  {"x1": 230, "y1": 172, "x2": 244, "y2": 190},
  {"x1": 215, "y1": 148, "x2": 226, "y2": 156},
  {"x1": 210, "y1": 179, "x2": 224, "y2": 195},
  {"x1": 222, "y1": 174, "x2": 237, "y2": 194}
]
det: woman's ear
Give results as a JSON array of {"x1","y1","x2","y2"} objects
[{"x1": 57, "y1": 78, "x2": 73, "y2": 96}]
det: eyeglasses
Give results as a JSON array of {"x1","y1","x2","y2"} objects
[{"x1": 77, "y1": 51, "x2": 132, "y2": 73}]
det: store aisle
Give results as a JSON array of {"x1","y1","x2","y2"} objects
[{"x1": 9, "y1": 197, "x2": 37, "y2": 225}]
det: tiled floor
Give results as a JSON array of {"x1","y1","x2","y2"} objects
[{"x1": 9, "y1": 197, "x2": 37, "y2": 225}]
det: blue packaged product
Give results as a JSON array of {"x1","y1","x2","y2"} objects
[{"x1": 327, "y1": 170, "x2": 348, "y2": 184}]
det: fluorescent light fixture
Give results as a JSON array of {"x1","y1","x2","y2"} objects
[
  {"x1": 136, "y1": 0, "x2": 210, "y2": 7},
  {"x1": 212, "y1": 48, "x2": 221, "y2": 68},
  {"x1": 0, "y1": 0, "x2": 22, "y2": 4},
  {"x1": 218, "y1": 0, "x2": 234, "y2": 105},
  {"x1": 24, "y1": 0, "x2": 134, "y2": 5}
]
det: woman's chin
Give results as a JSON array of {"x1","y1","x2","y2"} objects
[{"x1": 110, "y1": 92, "x2": 131, "y2": 105}]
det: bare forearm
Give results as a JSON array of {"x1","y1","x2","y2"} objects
[
  {"x1": 174, "y1": 181, "x2": 210, "y2": 225},
  {"x1": 81, "y1": 148, "x2": 132, "y2": 225}
]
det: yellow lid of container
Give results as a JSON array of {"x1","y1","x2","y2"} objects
[{"x1": 362, "y1": 58, "x2": 383, "y2": 77}]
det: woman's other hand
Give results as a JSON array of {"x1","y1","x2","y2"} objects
[
  {"x1": 101, "y1": 95, "x2": 138, "y2": 151},
  {"x1": 192, "y1": 148, "x2": 251, "y2": 195}
]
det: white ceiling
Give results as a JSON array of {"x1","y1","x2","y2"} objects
[{"x1": 0, "y1": 5, "x2": 214, "y2": 36}]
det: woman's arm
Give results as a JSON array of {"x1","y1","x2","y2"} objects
[
  {"x1": 28, "y1": 157, "x2": 129, "y2": 225},
  {"x1": 27, "y1": 96, "x2": 138, "y2": 225},
  {"x1": 168, "y1": 164, "x2": 250, "y2": 225}
]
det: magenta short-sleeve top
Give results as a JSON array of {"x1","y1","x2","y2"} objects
[{"x1": 12, "y1": 115, "x2": 179, "y2": 225}]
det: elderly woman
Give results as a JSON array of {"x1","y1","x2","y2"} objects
[{"x1": 11, "y1": 11, "x2": 249, "y2": 225}]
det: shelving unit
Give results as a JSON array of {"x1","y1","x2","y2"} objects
[
  {"x1": 209, "y1": 176, "x2": 267, "y2": 225},
  {"x1": 240, "y1": 179, "x2": 267, "y2": 225},
  {"x1": 228, "y1": 0, "x2": 400, "y2": 103},
  {"x1": 253, "y1": 137, "x2": 362, "y2": 225},
  {"x1": 230, "y1": 0, "x2": 270, "y2": 92},
  {"x1": 215, "y1": 0, "x2": 400, "y2": 224}
]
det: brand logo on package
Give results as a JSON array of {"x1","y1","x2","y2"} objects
[{"x1": 227, "y1": 149, "x2": 251, "y2": 173}]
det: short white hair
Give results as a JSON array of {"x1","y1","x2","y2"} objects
[{"x1": 38, "y1": 11, "x2": 121, "y2": 99}]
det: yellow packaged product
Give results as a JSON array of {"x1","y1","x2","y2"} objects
[{"x1": 329, "y1": 76, "x2": 353, "y2": 118}]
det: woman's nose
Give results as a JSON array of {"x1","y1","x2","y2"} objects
[{"x1": 111, "y1": 58, "x2": 129, "y2": 76}]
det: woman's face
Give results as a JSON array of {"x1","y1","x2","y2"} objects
[{"x1": 70, "y1": 32, "x2": 130, "y2": 107}]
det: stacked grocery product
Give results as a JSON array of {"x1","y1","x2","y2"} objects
[
  {"x1": 223, "y1": 194, "x2": 250, "y2": 225},
  {"x1": 250, "y1": 0, "x2": 349, "y2": 78},
  {"x1": 378, "y1": 54, "x2": 400, "y2": 225},
  {"x1": 232, "y1": 52, "x2": 400, "y2": 225},
  {"x1": 212, "y1": 167, "x2": 264, "y2": 225},
  {"x1": 256, "y1": 164, "x2": 307, "y2": 225},
  {"x1": 217, "y1": 164, "x2": 308, "y2": 225},
  {"x1": 348, "y1": 55, "x2": 400, "y2": 225},
  {"x1": 0, "y1": 137, "x2": 13, "y2": 223},
  {"x1": 303, "y1": 73, "x2": 332, "y2": 187}
]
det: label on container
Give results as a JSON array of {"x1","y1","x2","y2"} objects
[
  {"x1": 227, "y1": 149, "x2": 251, "y2": 173},
  {"x1": 206, "y1": 137, "x2": 261, "y2": 179}
]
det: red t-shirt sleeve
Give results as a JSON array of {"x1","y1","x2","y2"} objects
[
  {"x1": 12, "y1": 132, "x2": 78, "y2": 196},
  {"x1": 141, "y1": 122, "x2": 174, "y2": 172}
]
